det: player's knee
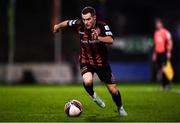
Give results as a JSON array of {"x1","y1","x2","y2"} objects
[
  {"x1": 107, "y1": 84, "x2": 118, "y2": 94},
  {"x1": 83, "y1": 77, "x2": 93, "y2": 84},
  {"x1": 83, "y1": 72, "x2": 93, "y2": 84},
  {"x1": 110, "y1": 88, "x2": 118, "y2": 94}
]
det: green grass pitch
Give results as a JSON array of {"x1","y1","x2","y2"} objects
[{"x1": 0, "y1": 83, "x2": 180, "y2": 122}]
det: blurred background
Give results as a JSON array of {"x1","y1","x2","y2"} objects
[{"x1": 0, "y1": 0, "x2": 180, "y2": 84}]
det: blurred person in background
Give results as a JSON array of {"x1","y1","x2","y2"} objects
[
  {"x1": 54, "y1": 6, "x2": 127, "y2": 116},
  {"x1": 152, "y1": 18, "x2": 173, "y2": 90}
]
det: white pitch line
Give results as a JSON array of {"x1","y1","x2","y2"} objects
[
  {"x1": 169, "y1": 89, "x2": 180, "y2": 94},
  {"x1": 140, "y1": 88, "x2": 180, "y2": 94}
]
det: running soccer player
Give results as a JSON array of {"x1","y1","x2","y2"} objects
[
  {"x1": 152, "y1": 18, "x2": 173, "y2": 90},
  {"x1": 54, "y1": 6, "x2": 127, "y2": 116}
]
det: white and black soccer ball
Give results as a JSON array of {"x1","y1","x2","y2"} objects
[{"x1": 64, "y1": 99, "x2": 83, "y2": 117}]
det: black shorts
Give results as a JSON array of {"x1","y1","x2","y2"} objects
[
  {"x1": 156, "y1": 53, "x2": 167, "y2": 70},
  {"x1": 80, "y1": 64, "x2": 115, "y2": 84}
]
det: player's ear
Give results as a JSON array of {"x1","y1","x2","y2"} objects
[{"x1": 93, "y1": 15, "x2": 96, "y2": 20}]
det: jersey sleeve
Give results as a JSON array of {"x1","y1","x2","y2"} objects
[
  {"x1": 67, "y1": 19, "x2": 81, "y2": 30},
  {"x1": 100, "y1": 23, "x2": 114, "y2": 38}
]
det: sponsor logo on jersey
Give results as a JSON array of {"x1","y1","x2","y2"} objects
[{"x1": 81, "y1": 40, "x2": 100, "y2": 44}]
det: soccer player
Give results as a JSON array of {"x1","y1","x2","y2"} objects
[
  {"x1": 152, "y1": 18, "x2": 173, "y2": 90},
  {"x1": 54, "y1": 6, "x2": 127, "y2": 116}
]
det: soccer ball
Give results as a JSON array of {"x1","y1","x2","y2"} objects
[{"x1": 64, "y1": 99, "x2": 83, "y2": 117}]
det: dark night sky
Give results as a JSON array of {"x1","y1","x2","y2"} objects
[{"x1": 1, "y1": 0, "x2": 180, "y2": 63}]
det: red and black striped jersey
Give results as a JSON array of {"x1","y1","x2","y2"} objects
[{"x1": 67, "y1": 19, "x2": 113, "y2": 66}]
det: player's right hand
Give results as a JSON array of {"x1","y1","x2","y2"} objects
[
  {"x1": 91, "y1": 29, "x2": 98, "y2": 40},
  {"x1": 53, "y1": 25, "x2": 59, "y2": 33}
]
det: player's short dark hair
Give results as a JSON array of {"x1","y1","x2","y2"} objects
[
  {"x1": 81, "y1": 6, "x2": 96, "y2": 16},
  {"x1": 155, "y1": 18, "x2": 163, "y2": 23}
]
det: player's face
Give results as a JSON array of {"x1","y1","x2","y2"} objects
[
  {"x1": 155, "y1": 21, "x2": 163, "y2": 30},
  {"x1": 82, "y1": 13, "x2": 96, "y2": 29}
]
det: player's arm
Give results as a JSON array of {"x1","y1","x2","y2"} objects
[
  {"x1": 152, "y1": 34, "x2": 157, "y2": 62},
  {"x1": 166, "y1": 31, "x2": 173, "y2": 59},
  {"x1": 53, "y1": 20, "x2": 69, "y2": 33},
  {"x1": 97, "y1": 36, "x2": 113, "y2": 44}
]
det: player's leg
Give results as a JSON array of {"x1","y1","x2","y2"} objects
[
  {"x1": 158, "y1": 53, "x2": 171, "y2": 90},
  {"x1": 106, "y1": 84, "x2": 122, "y2": 108},
  {"x1": 82, "y1": 72, "x2": 105, "y2": 104},
  {"x1": 106, "y1": 84, "x2": 127, "y2": 116},
  {"x1": 162, "y1": 73, "x2": 171, "y2": 90},
  {"x1": 82, "y1": 72, "x2": 105, "y2": 108},
  {"x1": 156, "y1": 54, "x2": 163, "y2": 82},
  {"x1": 80, "y1": 64, "x2": 94, "y2": 96},
  {"x1": 82, "y1": 72, "x2": 94, "y2": 96},
  {"x1": 156, "y1": 53, "x2": 165, "y2": 89},
  {"x1": 96, "y1": 65, "x2": 127, "y2": 116}
]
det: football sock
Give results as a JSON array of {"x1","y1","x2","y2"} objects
[
  {"x1": 111, "y1": 90, "x2": 122, "y2": 108},
  {"x1": 83, "y1": 82, "x2": 94, "y2": 97}
]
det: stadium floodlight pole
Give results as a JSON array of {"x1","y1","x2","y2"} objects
[
  {"x1": 52, "y1": 0, "x2": 62, "y2": 63},
  {"x1": 7, "y1": 0, "x2": 16, "y2": 83}
]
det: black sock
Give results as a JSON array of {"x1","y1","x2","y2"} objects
[
  {"x1": 162, "y1": 73, "x2": 170, "y2": 87},
  {"x1": 111, "y1": 90, "x2": 122, "y2": 108},
  {"x1": 83, "y1": 82, "x2": 94, "y2": 97}
]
